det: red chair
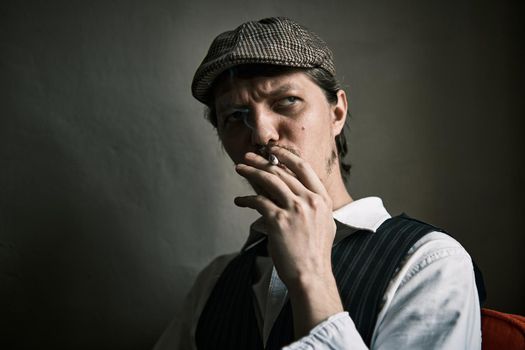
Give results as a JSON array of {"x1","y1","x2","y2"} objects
[{"x1": 481, "y1": 308, "x2": 525, "y2": 350}]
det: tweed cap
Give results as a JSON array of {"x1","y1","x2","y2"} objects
[{"x1": 191, "y1": 17, "x2": 336, "y2": 105}]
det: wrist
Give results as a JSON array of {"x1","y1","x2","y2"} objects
[
  {"x1": 287, "y1": 272, "x2": 343, "y2": 338},
  {"x1": 287, "y1": 272, "x2": 338, "y2": 298}
]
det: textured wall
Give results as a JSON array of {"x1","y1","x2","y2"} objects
[{"x1": 1, "y1": 0, "x2": 523, "y2": 349}]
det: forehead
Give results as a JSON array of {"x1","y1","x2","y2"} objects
[{"x1": 213, "y1": 71, "x2": 320, "y2": 108}]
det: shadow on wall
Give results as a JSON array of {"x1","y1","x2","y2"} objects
[
  {"x1": 0, "y1": 0, "x2": 234, "y2": 348},
  {"x1": 1, "y1": 107, "x2": 228, "y2": 349}
]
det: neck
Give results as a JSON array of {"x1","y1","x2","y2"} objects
[{"x1": 324, "y1": 165, "x2": 353, "y2": 211}]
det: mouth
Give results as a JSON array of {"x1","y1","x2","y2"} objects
[
  {"x1": 257, "y1": 145, "x2": 270, "y2": 158},
  {"x1": 258, "y1": 144, "x2": 301, "y2": 158},
  {"x1": 257, "y1": 145, "x2": 279, "y2": 165},
  {"x1": 253, "y1": 145, "x2": 299, "y2": 178}
]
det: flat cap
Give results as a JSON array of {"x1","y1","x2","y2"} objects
[{"x1": 191, "y1": 17, "x2": 335, "y2": 105}]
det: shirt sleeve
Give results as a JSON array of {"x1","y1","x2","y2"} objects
[
  {"x1": 282, "y1": 312, "x2": 368, "y2": 350},
  {"x1": 282, "y1": 232, "x2": 481, "y2": 349}
]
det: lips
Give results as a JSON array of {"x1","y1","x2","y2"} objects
[
  {"x1": 257, "y1": 145, "x2": 279, "y2": 165},
  {"x1": 257, "y1": 145, "x2": 269, "y2": 158}
]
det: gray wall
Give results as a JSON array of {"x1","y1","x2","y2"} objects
[{"x1": 1, "y1": 0, "x2": 523, "y2": 348}]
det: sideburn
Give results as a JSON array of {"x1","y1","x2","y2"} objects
[{"x1": 326, "y1": 149, "x2": 338, "y2": 175}]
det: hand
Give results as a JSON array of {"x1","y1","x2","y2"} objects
[
  {"x1": 234, "y1": 146, "x2": 343, "y2": 337},
  {"x1": 234, "y1": 146, "x2": 336, "y2": 287}
]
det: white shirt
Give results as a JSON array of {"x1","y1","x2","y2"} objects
[{"x1": 154, "y1": 197, "x2": 481, "y2": 349}]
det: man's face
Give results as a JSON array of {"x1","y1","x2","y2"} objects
[{"x1": 213, "y1": 70, "x2": 346, "y2": 184}]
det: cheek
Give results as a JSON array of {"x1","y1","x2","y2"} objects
[
  {"x1": 295, "y1": 113, "x2": 334, "y2": 166},
  {"x1": 220, "y1": 133, "x2": 249, "y2": 164},
  {"x1": 298, "y1": 112, "x2": 332, "y2": 144}
]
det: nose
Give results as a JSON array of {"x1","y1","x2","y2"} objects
[{"x1": 248, "y1": 108, "x2": 279, "y2": 147}]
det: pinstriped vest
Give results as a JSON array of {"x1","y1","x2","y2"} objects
[{"x1": 195, "y1": 214, "x2": 479, "y2": 349}]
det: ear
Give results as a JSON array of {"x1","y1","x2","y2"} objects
[{"x1": 331, "y1": 89, "x2": 348, "y2": 136}]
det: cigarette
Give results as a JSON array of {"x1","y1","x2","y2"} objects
[{"x1": 268, "y1": 153, "x2": 279, "y2": 165}]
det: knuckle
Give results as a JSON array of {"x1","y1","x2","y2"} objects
[
  {"x1": 292, "y1": 199, "x2": 304, "y2": 214},
  {"x1": 307, "y1": 194, "x2": 322, "y2": 209},
  {"x1": 273, "y1": 210, "x2": 287, "y2": 224},
  {"x1": 295, "y1": 160, "x2": 307, "y2": 171}
]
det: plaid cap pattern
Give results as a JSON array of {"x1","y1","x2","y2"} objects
[{"x1": 191, "y1": 17, "x2": 336, "y2": 104}]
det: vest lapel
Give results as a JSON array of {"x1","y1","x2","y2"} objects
[{"x1": 195, "y1": 244, "x2": 264, "y2": 350}]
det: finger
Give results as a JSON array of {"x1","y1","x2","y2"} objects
[
  {"x1": 269, "y1": 146, "x2": 328, "y2": 196},
  {"x1": 234, "y1": 195, "x2": 280, "y2": 218},
  {"x1": 235, "y1": 163, "x2": 295, "y2": 208},
  {"x1": 243, "y1": 152, "x2": 308, "y2": 196},
  {"x1": 245, "y1": 151, "x2": 297, "y2": 177}
]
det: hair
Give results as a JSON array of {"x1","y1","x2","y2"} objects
[{"x1": 204, "y1": 64, "x2": 352, "y2": 181}]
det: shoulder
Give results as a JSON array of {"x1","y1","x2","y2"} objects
[
  {"x1": 402, "y1": 230, "x2": 473, "y2": 284},
  {"x1": 377, "y1": 215, "x2": 477, "y2": 313},
  {"x1": 408, "y1": 229, "x2": 466, "y2": 255},
  {"x1": 380, "y1": 228, "x2": 476, "y2": 314},
  {"x1": 382, "y1": 215, "x2": 472, "y2": 277},
  {"x1": 387, "y1": 215, "x2": 474, "y2": 286}
]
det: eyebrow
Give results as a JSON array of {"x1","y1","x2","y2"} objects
[
  {"x1": 268, "y1": 83, "x2": 300, "y2": 97},
  {"x1": 216, "y1": 83, "x2": 302, "y2": 112}
]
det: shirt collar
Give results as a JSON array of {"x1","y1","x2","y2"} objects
[{"x1": 242, "y1": 196, "x2": 392, "y2": 252}]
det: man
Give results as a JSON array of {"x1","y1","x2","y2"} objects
[{"x1": 155, "y1": 17, "x2": 484, "y2": 349}]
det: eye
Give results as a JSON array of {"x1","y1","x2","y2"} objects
[
  {"x1": 229, "y1": 111, "x2": 245, "y2": 121},
  {"x1": 275, "y1": 96, "x2": 300, "y2": 108},
  {"x1": 222, "y1": 108, "x2": 249, "y2": 127}
]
